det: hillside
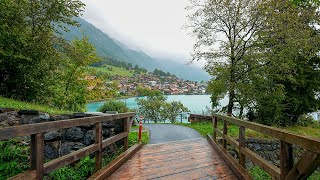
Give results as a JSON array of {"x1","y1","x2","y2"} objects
[
  {"x1": 89, "y1": 65, "x2": 135, "y2": 77},
  {"x1": 59, "y1": 18, "x2": 210, "y2": 81}
]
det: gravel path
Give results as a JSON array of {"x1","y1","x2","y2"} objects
[{"x1": 143, "y1": 124, "x2": 202, "y2": 144}]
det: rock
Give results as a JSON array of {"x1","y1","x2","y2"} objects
[
  {"x1": 18, "y1": 110, "x2": 39, "y2": 116},
  {"x1": 0, "y1": 108, "x2": 15, "y2": 113},
  {"x1": 73, "y1": 113, "x2": 86, "y2": 118},
  {"x1": 44, "y1": 141, "x2": 60, "y2": 159},
  {"x1": 103, "y1": 129, "x2": 112, "y2": 137},
  {"x1": 60, "y1": 142, "x2": 85, "y2": 156},
  {"x1": 83, "y1": 130, "x2": 95, "y2": 145},
  {"x1": 102, "y1": 121, "x2": 115, "y2": 128},
  {"x1": 65, "y1": 127, "x2": 84, "y2": 141},
  {"x1": 254, "y1": 144, "x2": 262, "y2": 151},
  {"x1": 0, "y1": 111, "x2": 19, "y2": 127},
  {"x1": 44, "y1": 131, "x2": 62, "y2": 141},
  {"x1": 49, "y1": 114, "x2": 72, "y2": 121},
  {"x1": 20, "y1": 113, "x2": 50, "y2": 124}
]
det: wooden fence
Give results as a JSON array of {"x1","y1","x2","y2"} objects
[
  {"x1": 0, "y1": 112, "x2": 136, "y2": 180},
  {"x1": 189, "y1": 114, "x2": 320, "y2": 180}
]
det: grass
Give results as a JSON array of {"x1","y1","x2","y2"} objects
[
  {"x1": 90, "y1": 65, "x2": 135, "y2": 77},
  {"x1": 0, "y1": 96, "x2": 72, "y2": 115},
  {"x1": 178, "y1": 122, "x2": 320, "y2": 139},
  {"x1": 128, "y1": 127, "x2": 150, "y2": 146}
]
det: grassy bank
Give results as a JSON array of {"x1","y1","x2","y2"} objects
[
  {"x1": 0, "y1": 97, "x2": 72, "y2": 115},
  {"x1": 178, "y1": 122, "x2": 320, "y2": 139},
  {"x1": 90, "y1": 65, "x2": 135, "y2": 77}
]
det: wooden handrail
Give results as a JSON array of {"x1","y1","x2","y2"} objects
[
  {"x1": 189, "y1": 114, "x2": 320, "y2": 180},
  {"x1": 2, "y1": 112, "x2": 136, "y2": 180}
]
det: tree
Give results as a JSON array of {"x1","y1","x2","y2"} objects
[
  {"x1": 163, "y1": 101, "x2": 189, "y2": 123},
  {"x1": 52, "y1": 37, "x2": 99, "y2": 111},
  {"x1": 136, "y1": 94, "x2": 166, "y2": 123},
  {"x1": 187, "y1": 0, "x2": 262, "y2": 116},
  {"x1": 0, "y1": 0, "x2": 84, "y2": 102},
  {"x1": 252, "y1": 0, "x2": 320, "y2": 126}
]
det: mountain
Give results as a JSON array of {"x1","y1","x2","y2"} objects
[{"x1": 60, "y1": 17, "x2": 210, "y2": 81}]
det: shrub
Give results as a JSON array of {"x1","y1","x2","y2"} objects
[
  {"x1": 0, "y1": 139, "x2": 29, "y2": 180},
  {"x1": 98, "y1": 100, "x2": 129, "y2": 113}
]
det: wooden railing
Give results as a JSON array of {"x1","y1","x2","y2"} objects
[
  {"x1": 0, "y1": 112, "x2": 136, "y2": 180},
  {"x1": 189, "y1": 114, "x2": 320, "y2": 180}
]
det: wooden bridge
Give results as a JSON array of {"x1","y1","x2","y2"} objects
[{"x1": 1, "y1": 113, "x2": 320, "y2": 180}]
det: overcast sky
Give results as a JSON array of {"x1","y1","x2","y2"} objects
[{"x1": 81, "y1": 0, "x2": 199, "y2": 65}]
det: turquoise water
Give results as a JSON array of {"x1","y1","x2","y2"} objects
[{"x1": 86, "y1": 95, "x2": 218, "y2": 114}]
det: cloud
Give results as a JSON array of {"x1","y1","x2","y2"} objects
[{"x1": 80, "y1": 0, "x2": 202, "y2": 65}]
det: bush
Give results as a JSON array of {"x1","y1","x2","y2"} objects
[
  {"x1": 98, "y1": 100, "x2": 129, "y2": 113},
  {"x1": 0, "y1": 139, "x2": 29, "y2": 180},
  {"x1": 297, "y1": 115, "x2": 316, "y2": 127}
]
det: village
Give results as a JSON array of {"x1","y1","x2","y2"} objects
[{"x1": 111, "y1": 73, "x2": 208, "y2": 95}]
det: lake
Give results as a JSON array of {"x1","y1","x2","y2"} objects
[
  {"x1": 86, "y1": 95, "x2": 319, "y2": 121},
  {"x1": 86, "y1": 95, "x2": 226, "y2": 114}
]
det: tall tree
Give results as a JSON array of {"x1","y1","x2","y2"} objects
[
  {"x1": 252, "y1": 0, "x2": 320, "y2": 126},
  {"x1": 187, "y1": 0, "x2": 262, "y2": 116},
  {"x1": 0, "y1": 0, "x2": 84, "y2": 102}
]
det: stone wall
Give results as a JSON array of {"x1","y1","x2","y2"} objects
[
  {"x1": 0, "y1": 109, "x2": 124, "y2": 160},
  {"x1": 226, "y1": 138, "x2": 304, "y2": 168}
]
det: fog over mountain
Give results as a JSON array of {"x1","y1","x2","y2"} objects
[{"x1": 60, "y1": 18, "x2": 210, "y2": 81}]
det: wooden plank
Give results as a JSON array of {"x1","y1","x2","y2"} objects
[
  {"x1": 102, "y1": 132, "x2": 128, "y2": 149},
  {"x1": 214, "y1": 127, "x2": 239, "y2": 149},
  {"x1": 35, "y1": 133, "x2": 44, "y2": 180},
  {"x1": 241, "y1": 147, "x2": 280, "y2": 179},
  {"x1": 280, "y1": 141, "x2": 293, "y2": 180},
  {"x1": 207, "y1": 134, "x2": 252, "y2": 180},
  {"x1": 213, "y1": 114, "x2": 320, "y2": 154},
  {"x1": 30, "y1": 134, "x2": 37, "y2": 170},
  {"x1": 213, "y1": 116, "x2": 218, "y2": 142},
  {"x1": 123, "y1": 118, "x2": 130, "y2": 150},
  {"x1": 95, "y1": 122, "x2": 103, "y2": 172},
  {"x1": 88, "y1": 143, "x2": 143, "y2": 180},
  {"x1": 0, "y1": 112, "x2": 135, "y2": 140},
  {"x1": 286, "y1": 151, "x2": 320, "y2": 180},
  {"x1": 223, "y1": 120, "x2": 228, "y2": 149},
  {"x1": 44, "y1": 144, "x2": 98, "y2": 174},
  {"x1": 44, "y1": 132, "x2": 127, "y2": 174},
  {"x1": 8, "y1": 170, "x2": 36, "y2": 180},
  {"x1": 239, "y1": 126, "x2": 246, "y2": 168},
  {"x1": 214, "y1": 128, "x2": 223, "y2": 137}
]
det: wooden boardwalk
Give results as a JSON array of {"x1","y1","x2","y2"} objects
[{"x1": 107, "y1": 138, "x2": 238, "y2": 180}]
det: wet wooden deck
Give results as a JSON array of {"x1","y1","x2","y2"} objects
[{"x1": 107, "y1": 138, "x2": 238, "y2": 180}]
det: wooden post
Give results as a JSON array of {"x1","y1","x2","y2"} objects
[
  {"x1": 280, "y1": 141, "x2": 293, "y2": 180},
  {"x1": 30, "y1": 133, "x2": 44, "y2": 180},
  {"x1": 123, "y1": 117, "x2": 130, "y2": 150},
  {"x1": 239, "y1": 126, "x2": 246, "y2": 168},
  {"x1": 95, "y1": 122, "x2": 102, "y2": 172},
  {"x1": 212, "y1": 116, "x2": 218, "y2": 142},
  {"x1": 223, "y1": 120, "x2": 228, "y2": 149}
]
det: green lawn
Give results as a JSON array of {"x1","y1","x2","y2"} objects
[
  {"x1": 0, "y1": 96, "x2": 72, "y2": 115},
  {"x1": 178, "y1": 122, "x2": 320, "y2": 139},
  {"x1": 90, "y1": 65, "x2": 135, "y2": 77}
]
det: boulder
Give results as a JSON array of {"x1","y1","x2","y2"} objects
[
  {"x1": 44, "y1": 141, "x2": 60, "y2": 159},
  {"x1": 83, "y1": 130, "x2": 95, "y2": 145},
  {"x1": 44, "y1": 131, "x2": 62, "y2": 141},
  {"x1": 0, "y1": 108, "x2": 15, "y2": 113},
  {"x1": 18, "y1": 110, "x2": 39, "y2": 116},
  {"x1": 65, "y1": 127, "x2": 84, "y2": 141},
  {"x1": 0, "y1": 111, "x2": 19, "y2": 127},
  {"x1": 20, "y1": 113, "x2": 50, "y2": 124},
  {"x1": 60, "y1": 142, "x2": 85, "y2": 156}
]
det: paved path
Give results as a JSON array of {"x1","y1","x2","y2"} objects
[
  {"x1": 143, "y1": 124, "x2": 202, "y2": 144},
  {"x1": 108, "y1": 138, "x2": 238, "y2": 180}
]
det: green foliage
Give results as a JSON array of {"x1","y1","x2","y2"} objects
[
  {"x1": 162, "y1": 101, "x2": 189, "y2": 123},
  {"x1": 52, "y1": 37, "x2": 99, "y2": 111},
  {"x1": 136, "y1": 94, "x2": 166, "y2": 123},
  {"x1": 48, "y1": 156, "x2": 95, "y2": 180},
  {"x1": 136, "y1": 87, "x2": 162, "y2": 97},
  {"x1": 0, "y1": 96, "x2": 72, "y2": 115},
  {"x1": 0, "y1": 0, "x2": 84, "y2": 102},
  {"x1": 0, "y1": 139, "x2": 29, "y2": 180},
  {"x1": 98, "y1": 100, "x2": 129, "y2": 113},
  {"x1": 248, "y1": 166, "x2": 272, "y2": 180},
  {"x1": 128, "y1": 131, "x2": 149, "y2": 147}
]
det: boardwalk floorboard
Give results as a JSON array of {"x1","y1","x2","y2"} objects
[{"x1": 107, "y1": 138, "x2": 238, "y2": 180}]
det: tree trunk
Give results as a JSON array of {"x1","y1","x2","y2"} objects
[{"x1": 227, "y1": 90, "x2": 234, "y2": 116}]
